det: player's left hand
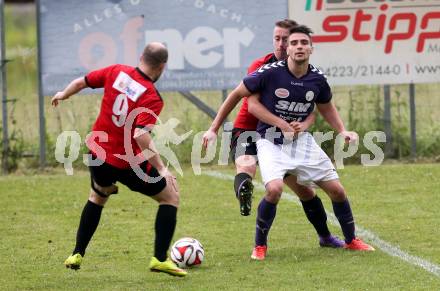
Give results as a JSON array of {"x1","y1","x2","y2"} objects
[{"x1": 340, "y1": 130, "x2": 358, "y2": 144}]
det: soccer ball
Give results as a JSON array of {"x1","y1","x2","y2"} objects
[{"x1": 170, "y1": 237, "x2": 204, "y2": 268}]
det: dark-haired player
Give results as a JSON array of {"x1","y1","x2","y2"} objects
[
  {"x1": 245, "y1": 25, "x2": 375, "y2": 259},
  {"x1": 203, "y1": 20, "x2": 344, "y2": 250}
]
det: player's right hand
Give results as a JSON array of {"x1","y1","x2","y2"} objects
[
  {"x1": 51, "y1": 91, "x2": 68, "y2": 107},
  {"x1": 340, "y1": 130, "x2": 359, "y2": 144},
  {"x1": 289, "y1": 121, "x2": 304, "y2": 133},
  {"x1": 201, "y1": 129, "x2": 217, "y2": 149}
]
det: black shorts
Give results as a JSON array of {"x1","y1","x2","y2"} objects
[
  {"x1": 229, "y1": 128, "x2": 258, "y2": 163},
  {"x1": 89, "y1": 160, "x2": 166, "y2": 197}
]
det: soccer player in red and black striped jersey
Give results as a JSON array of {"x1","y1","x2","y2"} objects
[
  {"x1": 52, "y1": 42, "x2": 187, "y2": 277},
  {"x1": 203, "y1": 20, "x2": 344, "y2": 249}
]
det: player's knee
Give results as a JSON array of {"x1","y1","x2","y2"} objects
[
  {"x1": 235, "y1": 156, "x2": 257, "y2": 176},
  {"x1": 295, "y1": 186, "x2": 316, "y2": 201},
  {"x1": 330, "y1": 186, "x2": 347, "y2": 202},
  {"x1": 265, "y1": 181, "x2": 283, "y2": 203},
  {"x1": 167, "y1": 190, "x2": 180, "y2": 207},
  {"x1": 236, "y1": 164, "x2": 256, "y2": 177},
  {"x1": 89, "y1": 189, "x2": 109, "y2": 206},
  {"x1": 154, "y1": 185, "x2": 180, "y2": 207},
  {"x1": 91, "y1": 180, "x2": 118, "y2": 198}
]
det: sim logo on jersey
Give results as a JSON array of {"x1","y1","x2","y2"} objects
[
  {"x1": 112, "y1": 71, "x2": 146, "y2": 102},
  {"x1": 275, "y1": 101, "x2": 312, "y2": 113}
]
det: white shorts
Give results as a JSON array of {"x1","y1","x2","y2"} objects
[{"x1": 256, "y1": 132, "x2": 339, "y2": 186}]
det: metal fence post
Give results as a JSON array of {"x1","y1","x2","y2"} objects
[
  {"x1": 383, "y1": 84, "x2": 392, "y2": 158},
  {"x1": 409, "y1": 83, "x2": 416, "y2": 160},
  {"x1": 36, "y1": 0, "x2": 46, "y2": 168},
  {"x1": 0, "y1": 0, "x2": 9, "y2": 174}
]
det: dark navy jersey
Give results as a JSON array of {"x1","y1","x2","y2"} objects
[{"x1": 243, "y1": 61, "x2": 332, "y2": 144}]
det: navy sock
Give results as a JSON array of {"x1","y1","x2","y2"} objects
[
  {"x1": 332, "y1": 200, "x2": 355, "y2": 243},
  {"x1": 234, "y1": 172, "x2": 252, "y2": 198},
  {"x1": 255, "y1": 198, "x2": 277, "y2": 246},
  {"x1": 73, "y1": 200, "x2": 103, "y2": 256},
  {"x1": 154, "y1": 205, "x2": 177, "y2": 262},
  {"x1": 300, "y1": 196, "x2": 331, "y2": 237}
]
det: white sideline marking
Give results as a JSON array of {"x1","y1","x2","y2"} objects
[{"x1": 204, "y1": 170, "x2": 440, "y2": 277}]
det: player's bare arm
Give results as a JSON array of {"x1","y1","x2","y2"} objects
[
  {"x1": 316, "y1": 102, "x2": 358, "y2": 143},
  {"x1": 133, "y1": 128, "x2": 177, "y2": 184},
  {"x1": 202, "y1": 81, "x2": 252, "y2": 148},
  {"x1": 133, "y1": 128, "x2": 166, "y2": 173},
  {"x1": 133, "y1": 128, "x2": 178, "y2": 192},
  {"x1": 247, "y1": 92, "x2": 296, "y2": 138},
  {"x1": 51, "y1": 77, "x2": 88, "y2": 107}
]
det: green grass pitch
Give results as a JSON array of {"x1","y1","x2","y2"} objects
[{"x1": 1, "y1": 164, "x2": 439, "y2": 290}]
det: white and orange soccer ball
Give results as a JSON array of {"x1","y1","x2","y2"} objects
[{"x1": 170, "y1": 237, "x2": 204, "y2": 268}]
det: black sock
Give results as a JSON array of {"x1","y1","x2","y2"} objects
[
  {"x1": 300, "y1": 196, "x2": 331, "y2": 237},
  {"x1": 154, "y1": 205, "x2": 177, "y2": 262},
  {"x1": 234, "y1": 172, "x2": 252, "y2": 198},
  {"x1": 332, "y1": 199, "x2": 356, "y2": 243},
  {"x1": 73, "y1": 200, "x2": 103, "y2": 256},
  {"x1": 255, "y1": 198, "x2": 277, "y2": 246}
]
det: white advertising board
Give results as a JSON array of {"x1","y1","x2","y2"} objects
[{"x1": 289, "y1": 0, "x2": 440, "y2": 85}]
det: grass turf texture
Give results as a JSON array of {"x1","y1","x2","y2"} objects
[{"x1": 1, "y1": 164, "x2": 439, "y2": 290}]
